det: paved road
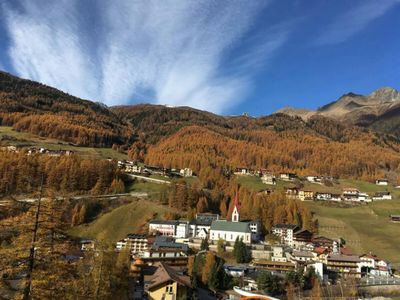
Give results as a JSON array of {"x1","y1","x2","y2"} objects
[{"x1": 127, "y1": 174, "x2": 171, "y2": 184}]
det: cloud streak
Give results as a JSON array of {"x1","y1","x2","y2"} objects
[
  {"x1": 2, "y1": 0, "x2": 289, "y2": 113},
  {"x1": 315, "y1": 0, "x2": 397, "y2": 45}
]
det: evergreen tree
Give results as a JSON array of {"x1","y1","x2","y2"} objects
[{"x1": 200, "y1": 238, "x2": 209, "y2": 251}]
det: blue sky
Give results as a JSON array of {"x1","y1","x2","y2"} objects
[{"x1": 0, "y1": 0, "x2": 399, "y2": 115}]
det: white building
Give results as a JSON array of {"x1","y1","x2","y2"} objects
[
  {"x1": 149, "y1": 220, "x2": 190, "y2": 238},
  {"x1": 115, "y1": 234, "x2": 152, "y2": 256},
  {"x1": 271, "y1": 246, "x2": 288, "y2": 262},
  {"x1": 180, "y1": 168, "x2": 193, "y2": 177},
  {"x1": 271, "y1": 224, "x2": 299, "y2": 246},
  {"x1": 209, "y1": 193, "x2": 257, "y2": 244},
  {"x1": 316, "y1": 192, "x2": 341, "y2": 202},
  {"x1": 149, "y1": 220, "x2": 179, "y2": 236},
  {"x1": 189, "y1": 213, "x2": 219, "y2": 238},
  {"x1": 261, "y1": 173, "x2": 276, "y2": 185},
  {"x1": 372, "y1": 192, "x2": 392, "y2": 201},
  {"x1": 376, "y1": 179, "x2": 389, "y2": 186}
]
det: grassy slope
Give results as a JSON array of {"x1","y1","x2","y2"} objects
[
  {"x1": 0, "y1": 126, "x2": 127, "y2": 160},
  {"x1": 305, "y1": 200, "x2": 400, "y2": 268},
  {"x1": 69, "y1": 199, "x2": 172, "y2": 244},
  {"x1": 238, "y1": 175, "x2": 400, "y2": 267}
]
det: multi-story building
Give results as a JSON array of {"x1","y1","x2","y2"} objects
[
  {"x1": 326, "y1": 254, "x2": 361, "y2": 278},
  {"x1": 271, "y1": 224, "x2": 299, "y2": 246},
  {"x1": 116, "y1": 234, "x2": 154, "y2": 256},
  {"x1": 189, "y1": 213, "x2": 219, "y2": 238},
  {"x1": 298, "y1": 190, "x2": 314, "y2": 201}
]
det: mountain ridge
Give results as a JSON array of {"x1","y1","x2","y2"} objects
[{"x1": 278, "y1": 87, "x2": 400, "y2": 138}]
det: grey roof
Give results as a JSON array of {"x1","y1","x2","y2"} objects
[
  {"x1": 328, "y1": 254, "x2": 360, "y2": 263},
  {"x1": 152, "y1": 236, "x2": 188, "y2": 252},
  {"x1": 210, "y1": 220, "x2": 251, "y2": 233},
  {"x1": 190, "y1": 213, "x2": 219, "y2": 226},
  {"x1": 272, "y1": 224, "x2": 298, "y2": 230},
  {"x1": 149, "y1": 220, "x2": 179, "y2": 225},
  {"x1": 292, "y1": 250, "x2": 314, "y2": 258}
]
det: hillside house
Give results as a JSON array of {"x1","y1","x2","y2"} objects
[
  {"x1": 234, "y1": 167, "x2": 252, "y2": 175},
  {"x1": 316, "y1": 192, "x2": 341, "y2": 202},
  {"x1": 293, "y1": 229, "x2": 313, "y2": 249},
  {"x1": 280, "y1": 173, "x2": 297, "y2": 181},
  {"x1": 179, "y1": 168, "x2": 193, "y2": 177},
  {"x1": 144, "y1": 262, "x2": 192, "y2": 300},
  {"x1": 285, "y1": 187, "x2": 299, "y2": 199},
  {"x1": 326, "y1": 254, "x2": 361, "y2": 278},
  {"x1": 306, "y1": 176, "x2": 322, "y2": 184},
  {"x1": 271, "y1": 224, "x2": 299, "y2": 246},
  {"x1": 389, "y1": 215, "x2": 400, "y2": 222},
  {"x1": 290, "y1": 250, "x2": 315, "y2": 264},
  {"x1": 261, "y1": 173, "x2": 276, "y2": 185},
  {"x1": 372, "y1": 191, "x2": 392, "y2": 201},
  {"x1": 298, "y1": 190, "x2": 314, "y2": 201},
  {"x1": 376, "y1": 179, "x2": 389, "y2": 186}
]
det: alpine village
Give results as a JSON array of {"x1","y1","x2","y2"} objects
[{"x1": 0, "y1": 71, "x2": 400, "y2": 300}]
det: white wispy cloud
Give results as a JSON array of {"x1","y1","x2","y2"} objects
[
  {"x1": 315, "y1": 0, "x2": 398, "y2": 45},
  {"x1": 2, "y1": 0, "x2": 289, "y2": 113}
]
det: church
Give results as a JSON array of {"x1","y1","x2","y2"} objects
[{"x1": 209, "y1": 192, "x2": 261, "y2": 245}]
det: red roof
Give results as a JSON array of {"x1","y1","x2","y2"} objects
[
  {"x1": 314, "y1": 247, "x2": 328, "y2": 255},
  {"x1": 340, "y1": 247, "x2": 353, "y2": 256}
]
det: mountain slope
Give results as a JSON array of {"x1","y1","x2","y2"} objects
[
  {"x1": 277, "y1": 87, "x2": 400, "y2": 137},
  {"x1": 0, "y1": 71, "x2": 132, "y2": 146}
]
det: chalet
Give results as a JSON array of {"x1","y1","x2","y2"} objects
[
  {"x1": 316, "y1": 192, "x2": 341, "y2": 202},
  {"x1": 179, "y1": 168, "x2": 193, "y2": 177},
  {"x1": 342, "y1": 188, "x2": 371, "y2": 202},
  {"x1": 374, "y1": 259, "x2": 392, "y2": 277},
  {"x1": 359, "y1": 254, "x2": 376, "y2": 273},
  {"x1": 80, "y1": 239, "x2": 95, "y2": 251},
  {"x1": 311, "y1": 236, "x2": 337, "y2": 250},
  {"x1": 271, "y1": 224, "x2": 298, "y2": 246},
  {"x1": 285, "y1": 187, "x2": 299, "y2": 199},
  {"x1": 290, "y1": 250, "x2": 315, "y2": 264},
  {"x1": 389, "y1": 215, "x2": 400, "y2": 222},
  {"x1": 326, "y1": 254, "x2": 361, "y2": 278},
  {"x1": 252, "y1": 260, "x2": 295, "y2": 274},
  {"x1": 261, "y1": 173, "x2": 276, "y2": 185},
  {"x1": 144, "y1": 262, "x2": 192, "y2": 300},
  {"x1": 376, "y1": 179, "x2": 389, "y2": 186},
  {"x1": 140, "y1": 236, "x2": 189, "y2": 267},
  {"x1": 306, "y1": 176, "x2": 322, "y2": 184},
  {"x1": 280, "y1": 173, "x2": 297, "y2": 181},
  {"x1": 298, "y1": 190, "x2": 314, "y2": 201},
  {"x1": 372, "y1": 191, "x2": 392, "y2": 201},
  {"x1": 293, "y1": 229, "x2": 313, "y2": 249},
  {"x1": 234, "y1": 167, "x2": 251, "y2": 176}
]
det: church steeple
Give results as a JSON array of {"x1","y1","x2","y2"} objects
[{"x1": 232, "y1": 187, "x2": 240, "y2": 222}]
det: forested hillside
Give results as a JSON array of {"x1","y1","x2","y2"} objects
[
  {"x1": 144, "y1": 123, "x2": 400, "y2": 183},
  {"x1": 0, "y1": 71, "x2": 132, "y2": 146},
  {"x1": 2, "y1": 71, "x2": 400, "y2": 184}
]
